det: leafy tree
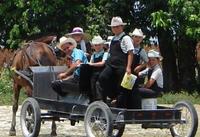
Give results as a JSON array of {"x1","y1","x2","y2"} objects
[
  {"x1": 151, "y1": 0, "x2": 200, "y2": 91},
  {"x1": 0, "y1": 0, "x2": 90, "y2": 48}
]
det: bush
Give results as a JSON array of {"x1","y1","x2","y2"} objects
[{"x1": 0, "y1": 68, "x2": 13, "y2": 94}]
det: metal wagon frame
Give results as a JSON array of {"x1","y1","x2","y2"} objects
[{"x1": 18, "y1": 66, "x2": 198, "y2": 137}]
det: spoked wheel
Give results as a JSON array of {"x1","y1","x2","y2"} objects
[
  {"x1": 112, "y1": 123, "x2": 125, "y2": 137},
  {"x1": 170, "y1": 100, "x2": 198, "y2": 137},
  {"x1": 84, "y1": 101, "x2": 113, "y2": 137},
  {"x1": 20, "y1": 98, "x2": 41, "y2": 137}
]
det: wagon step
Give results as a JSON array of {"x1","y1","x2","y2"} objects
[{"x1": 141, "y1": 123, "x2": 171, "y2": 129}]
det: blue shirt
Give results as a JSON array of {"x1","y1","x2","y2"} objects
[
  {"x1": 90, "y1": 50, "x2": 109, "y2": 62},
  {"x1": 71, "y1": 48, "x2": 88, "y2": 76}
]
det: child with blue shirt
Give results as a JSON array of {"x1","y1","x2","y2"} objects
[
  {"x1": 88, "y1": 36, "x2": 109, "y2": 101},
  {"x1": 51, "y1": 37, "x2": 88, "y2": 96}
]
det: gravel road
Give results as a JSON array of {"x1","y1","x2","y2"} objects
[{"x1": 0, "y1": 105, "x2": 199, "y2": 137}]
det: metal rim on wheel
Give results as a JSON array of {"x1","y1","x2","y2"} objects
[
  {"x1": 20, "y1": 98, "x2": 41, "y2": 137},
  {"x1": 170, "y1": 100, "x2": 198, "y2": 137},
  {"x1": 84, "y1": 101, "x2": 113, "y2": 137}
]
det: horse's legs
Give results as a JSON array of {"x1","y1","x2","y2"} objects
[
  {"x1": 51, "y1": 120, "x2": 57, "y2": 136},
  {"x1": 9, "y1": 83, "x2": 21, "y2": 136}
]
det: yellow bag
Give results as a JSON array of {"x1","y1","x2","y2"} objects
[{"x1": 121, "y1": 73, "x2": 137, "y2": 90}]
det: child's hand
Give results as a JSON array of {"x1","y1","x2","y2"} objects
[{"x1": 57, "y1": 72, "x2": 67, "y2": 79}]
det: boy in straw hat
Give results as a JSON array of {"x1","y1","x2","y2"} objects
[
  {"x1": 51, "y1": 37, "x2": 88, "y2": 96},
  {"x1": 136, "y1": 49, "x2": 163, "y2": 98},
  {"x1": 88, "y1": 35, "x2": 109, "y2": 101},
  {"x1": 98, "y1": 16, "x2": 134, "y2": 108},
  {"x1": 129, "y1": 28, "x2": 148, "y2": 74}
]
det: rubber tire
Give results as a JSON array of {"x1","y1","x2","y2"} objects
[
  {"x1": 20, "y1": 97, "x2": 41, "y2": 137},
  {"x1": 84, "y1": 101, "x2": 113, "y2": 137},
  {"x1": 112, "y1": 123, "x2": 125, "y2": 137},
  {"x1": 170, "y1": 100, "x2": 198, "y2": 137}
]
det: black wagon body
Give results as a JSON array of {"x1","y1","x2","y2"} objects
[{"x1": 18, "y1": 66, "x2": 198, "y2": 137}]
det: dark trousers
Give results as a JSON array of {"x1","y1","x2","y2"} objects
[
  {"x1": 51, "y1": 76, "x2": 79, "y2": 96},
  {"x1": 98, "y1": 65, "x2": 130, "y2": 108},
  {"x1": 90, "y1": 72, "x2": 102, "y2": 101},
  {"x1": 137, "y1": 88, "x2": 160, "y2": 98}
]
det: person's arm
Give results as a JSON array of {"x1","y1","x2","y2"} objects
[
  {"x1": 89, "y1": 61, "x2": 106, "y2": 67},
  {"x1": 126, "y1": 50, "x2": 134, "y2": 74},
  {"x1": 144, "y1": 78, "x2": 155, "y2": 88},
  {"x1": 134, "y1": 63, "x2": 147, "y2": 74},
  {"x1": 144, "y1": 69, "x2": 161, "y2": 88},
  {"x1": 58, "y1": 59, "x2": 82, "y2": 79}
]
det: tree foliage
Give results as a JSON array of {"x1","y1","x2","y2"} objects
[
  {"x1": 0, "y1": 0, "x2": 90, "y2": 48},
  {"x1": 0, "y1": 0, "x2": 200, "y2": 91}
]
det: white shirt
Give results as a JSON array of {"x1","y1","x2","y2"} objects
[
  {"x1": 113, "y1": 32, "x2": 134, "y2": 53},
  {"x1": 139, "y1": 65, "x2": 163, "y2": 88}
]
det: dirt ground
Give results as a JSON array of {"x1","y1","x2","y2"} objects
[{"x1": 0, "y1": 105, "x2": 199, "y2": 137}]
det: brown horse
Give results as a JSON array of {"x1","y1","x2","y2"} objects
[{"x1": 9, "y1": 41, "x2": 57, "y2": 136}]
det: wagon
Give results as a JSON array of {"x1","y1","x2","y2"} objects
[{"x1": 18, "y1": 65, "x2": 198, "y2": 137}]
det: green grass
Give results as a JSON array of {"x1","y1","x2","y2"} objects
[
  {"x1": 0, "y1": 68, "x2": 200, "y2": 105},
  {"x1": 158, "y1": 91, "x2": 200, "y2": 104},
  {"x1": 0, "y1": 68, "x2": 27, "y2": 105}
]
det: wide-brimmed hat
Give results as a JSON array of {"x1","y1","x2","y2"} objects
[
  {"x1": 108, "y1": 16, "x2": 127, "y2": 27},
  {"x1": 57, "y1": 37, "x2": 77, "y2": 51},
  {"x1": 148, "y1": 50, "x2": 161, "y2": 58},
  {"x1": 129, "y1": 28, "x2": 146, "y2": 38},
  {"x1": 91, "y1": 36, "x2": 106, "y2": 45},
  {"x1": 68, "y1": 27, "x2": 84, "y2": 35}
]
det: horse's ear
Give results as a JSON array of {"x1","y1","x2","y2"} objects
[{"x1": 50, "y1": 36, "x2": 58, "y2": 48}]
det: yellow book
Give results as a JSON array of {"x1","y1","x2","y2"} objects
[{"x1": 121, "y1": 73, "x2": 137, "y2": 90}]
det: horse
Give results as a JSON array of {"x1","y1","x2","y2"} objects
[{"x1": 8, "y1": 41, "x2": 58, "y2": 136}]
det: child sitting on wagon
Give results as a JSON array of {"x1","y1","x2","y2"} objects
[
  {"x1": 51, "y1": 37, "x2": 88, "y2": 96},
  {"x1": 88, "y1": 36, "x2": 109, "y2": 101},
  {"x1": 129, "y1": 49, "x2": 163, "y2": 108}
]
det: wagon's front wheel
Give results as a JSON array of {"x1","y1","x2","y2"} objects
[
  {"x1": 84, "y1": 101, "x2": 113, "y2": 137},
  {"x1": 20, "y1": 97, "x2": 41, "y2": 137},
  {"x1": 170, "y1": 100, "x2": 198, "y2": 137}
]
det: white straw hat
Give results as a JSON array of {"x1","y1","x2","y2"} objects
[
  {"x1": 129, "y1": 28, "x2": 146, "y2": 38},
  {"x1": 91, "y1": 36, "x2": 106, "y2": 45},
  {"x1": 57, "y1": 37, "x2": 77, "y2": 50},
  {"x1": 108, "y1": 16, "x2": 127, "y2": 27},
  {"x1": 148, "y1": 50, "x2": 160, "y2": 58}
]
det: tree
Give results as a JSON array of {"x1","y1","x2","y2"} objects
[
  {"x1": 151, "y1": 0, "x2": 200, "y2": 91},
  {"x1": 0, "y1": 0, "x2": 90, "y2": 48}
]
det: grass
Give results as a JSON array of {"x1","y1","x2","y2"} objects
[
  {"x1": 0, "y1": 68, "x2": 200, "y2": 105},
  {"x1": 0, "y1": 68, "x2": 26, "y2": 105},
  {"x1": 158, "y1": 91, "x2": 200, "y2": 104}
]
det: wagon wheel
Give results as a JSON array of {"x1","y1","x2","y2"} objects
[
  {"x1": 20, "y1": 97, "x2": 41, "y2": 137},
  {"x1": 112, "y1": 123, "x2": 125, "y2": 137},
  {"x1": 170, "y1": 100, "x2": 198, "y2": 137},
  {"x1": 84, "y1": 101, "x2": 113, "y2": 137}
]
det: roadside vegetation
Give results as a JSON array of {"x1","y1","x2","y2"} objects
[{"x1": 0, "y1": 68, "x2": 200, "y2": 106}]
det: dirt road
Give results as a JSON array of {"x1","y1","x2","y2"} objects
[{"x1": 0, "y1": 105, "x2": 199, "y2": 137}]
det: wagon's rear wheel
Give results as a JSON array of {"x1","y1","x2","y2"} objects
[
  {"x1": 84, "y1": 101, "x2": 113, "y2": 137},
  {"x1": 20, "y1": 97, "x2": 41, "y2": 137},
  {"x1": 170, "y1": 100, "x2": 198, "y2": 137},
  {"x1": 112, "y1": 123, "x2": 125, "y2": 137}
]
